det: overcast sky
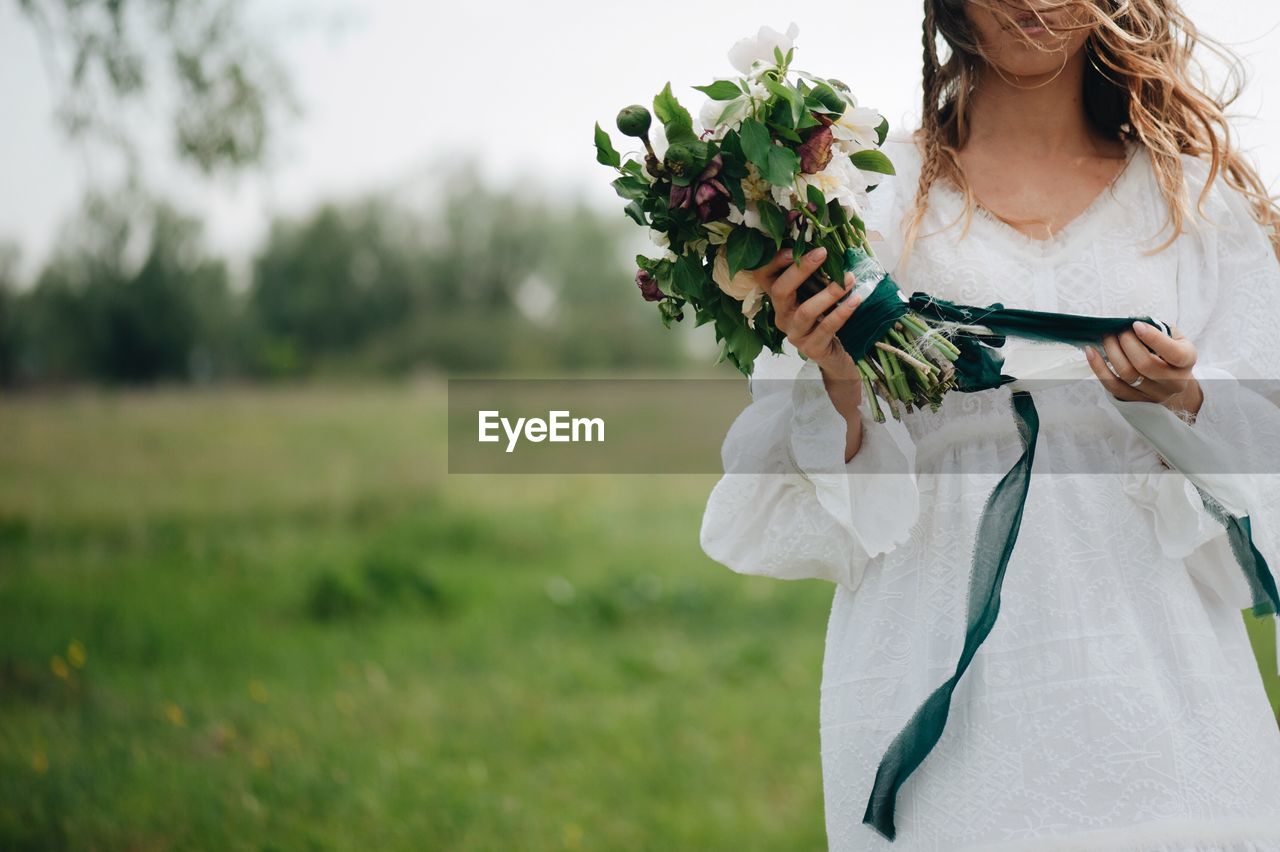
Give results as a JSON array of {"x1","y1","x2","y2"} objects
[{"x1": 2, "y1": 0, "x2": 1278, "y2": 282}]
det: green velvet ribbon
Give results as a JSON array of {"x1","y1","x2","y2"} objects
[
  {"x1": 836, "y1": 253, "x2": 1280, "y2": 842},
  {"x1": 833, "y1": 275, "x2": 911, "y2": 360}
]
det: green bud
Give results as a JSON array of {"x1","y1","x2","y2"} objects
[
  {"x1": 663, "y1": 139, "x2": 711, "y2": 182},
  {"x1": 659, "y1": 299, "x2": 685, "y2": 326},
  {"x1": 616, "y1": 105, "x2": 653, "y2": 139}
]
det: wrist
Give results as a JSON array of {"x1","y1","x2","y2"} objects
[
  {"x1": 819, "y1": 357, "x2": 862, "y2": 409},
  {"x1": 817, "y1": 354, "x2": 860, "y2": 383},
  {"x1": 1164, "y1": 377, "x2": 1204, "y2": 424}
]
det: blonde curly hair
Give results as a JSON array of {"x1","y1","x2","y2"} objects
[{"x1": 902, "y1": 0, "x2": 1280, "y2": 264}]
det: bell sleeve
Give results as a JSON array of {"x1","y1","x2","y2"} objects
[
  {"x1": 1115, "y1": 162, "x2": 1280, "y2": 623},
  {"x1": 698, "y1": 342, "x2": 920, "y2": 594},
  {"x1": 699, "y1": 135, "x2": 927, "y2": 594}
]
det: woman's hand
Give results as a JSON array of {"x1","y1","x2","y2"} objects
[
  {"x1": 1084, "y1": 321, "x2": 1204, "y2": 420},
  {"x1": 751, "y1": 245, "x2": 866, "y2": 462},
  {"x1": 754, "y1": 246, "x2": 862, "y2": 381}
]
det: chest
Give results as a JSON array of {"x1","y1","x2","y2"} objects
[
  {"x1": 955, "y1": 150, "x2": 1131, "y2": 242},
  {"x1": 901, "y1": 179, "x2": 1184, "y2": 326}
]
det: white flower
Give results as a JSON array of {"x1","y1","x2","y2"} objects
[
  {"x1": 832, "y1": 105, "x2": 884, "y2": 154},
  {"x1": 795, "y1": 149, "x2": 871, "y2": 219},
  {"x1": 769, "y1": 180, "x2": 796, "y2": 211},
  {"x1": 649, "y1": 122, "x2": 668, "y2": 159},
  {"x1": 855, "y1": 164, "x2": 888, "y2": 190},
  {"x1": 698, "y1": 97, "x2": 727, "y2": 135},
  {"x1": 696, "y1": 77, "x2": 773, "y2": 139},
  {"x1": 703, "y1": 221, "x2": 734, "y2": 246},
  {"x1": 649, "y1": 229, "x2": 670, "y2": 249},
  {"x1": 697, "y1": 96, "x2": 752, "y2": 139},
  {"x1": 712, "y1": 245, "x2": 766, "y2": 325},
  {"x1": 728, "y1": 23, "x2": 800, "y2": 77},
  {"x1": 727, "y1": 201, "x2": 764, "y2": 233}
]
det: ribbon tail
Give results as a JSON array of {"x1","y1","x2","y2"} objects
[
  {"x1": 1191, "y1": 490, "x2": 1280, "y2": 618},
  {"x1": 861, "y1": 391, "x2": 1040, "y2": 841},
  {"x1": 1191, "y1": 485, "x2": 1280, "y2": 678}
]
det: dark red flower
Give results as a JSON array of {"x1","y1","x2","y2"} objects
[
  {"x1": 669, "y1": 183, "x2": 692, "y2": 211},
  {"x1": 668, "y1": 155, "x2": 731, "y2": 222},
  {"x1": 797, "y1": 126, "x2": 834, "y2": 174},
  {"x1": 635, "y1": 269, "x2": 664, "y2": 302}
]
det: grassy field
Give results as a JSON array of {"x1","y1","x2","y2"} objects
[{"x1": 0, "y1": 383, "x2": 1276, "y2": 851}]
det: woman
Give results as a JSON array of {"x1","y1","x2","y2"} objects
[{"x1": 700, "y1": 1, "x2": 1280, "y2": 849}]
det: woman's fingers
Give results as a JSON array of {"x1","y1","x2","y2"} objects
[
  {"x1": 1099, "y1": 333, "x2": 1141, "y2": 385},
  {"x1": 1132, "y1": 320, "x2": 1196, "y2": 369},
  {"x1": 1085, "y1": 346, "x2": 1146, "y2": 401},
  {"x1": 1115, "y1": 329, "x2": 1177, "y2": 382},
  {"x1": 800, "y1": 289, "x2": 863, "y2": 357},
  {"x1": 789, "y1": 271, "x2": 853, "y2": 338},
  {"x1": 755, "y1": 250, "x2": 796, "y2": 296},
  {"x1": 773, "y1": 246, "x2": 830, "y2": 304}
]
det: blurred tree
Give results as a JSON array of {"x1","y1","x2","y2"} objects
[
  {"x1": 248, "y1": 199, "x2": 420, "y2": 375},
  {"x1": 245, "y1": 170, "x2": 695, "y2": 376},
  {"x1": 0, "y1": 242, "x2": 21, "y2": 384},
  {"x1": 408, "y1": 167, "x2": 691, "y2": 373},
  {"x1": 17, "y1": 191, "x2": 236, "y2": 383},
  {"x1": 14, "y1": 0, "x2": 292, "y2": 174},
  {"x1": 3, "y1": 164, "x2": 702, "y2": 386}
]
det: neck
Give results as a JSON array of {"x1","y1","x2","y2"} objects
[{"x1": 964, "y1": 51, "x2": 1103, "y2": 157}]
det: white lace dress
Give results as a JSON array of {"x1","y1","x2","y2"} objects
[{"x1": 700, "y1": 135, "x2": 1280, "y2": 851}]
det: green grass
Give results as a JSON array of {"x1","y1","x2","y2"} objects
[
  {"x1": 0, "y1": 383, "x2": 830, "y2": 851},
  {"x1": 0, "y1": 383, "x2": 1275, "y2": 850}
]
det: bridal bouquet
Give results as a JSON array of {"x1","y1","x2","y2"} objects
[{"x1": 594, "y1": 23, "x2": 971, "y2": 422}]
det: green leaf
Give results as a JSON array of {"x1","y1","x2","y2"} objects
[
  {"x1": 623, "y1": 200, "x2": 647, "y2": 227},
  {"x1": 763, "y1": 76, "x2": 803, "y2": 126},
  {"x1": 612, "y1": 175, "x2": 649, "y2": 201},
  {"x1": 822, "y1": 241, "x2": 844, "y2": 283},
  {"x1": 653, "y1": 83, "x2": 695, "y2": 144},
  {"x1": 594, "y1": 123, "x2": 621, "y2": 169},
  {"x1": 766, "y1": 121, "x2": 802, "y2": 144},
  {"x1": 725, "y1": 182, "x2": 746, "y2": 215},
  {"x1": 807, "y1": 83, "x2": 847, "y2": 115},
  {"x1": 875, "y1": 117, "x2": 890, "y2": 146},
  {"x1": 851, "y1": 149, "x2": 896, "y2": 176},
  {"x1": 738, "y1": 119, "x2": 771, "y2": 167},
  {"x1": 707, "y1": 97, "x2": 750, "y2": 131},
  {"x1": 806, "y1": 184, "x2": 827, "y2": 214},
  {"x1": 659, "y1": 299, "x2": 684, "y2": 328},
  {"x1": 796, "y1": 110, "x2": 821, "y2": 130},
  {"x1": 693, "y1": 80, "x2": 742, "y2": 101},
  {"x1": 762, "y1": 145, "x2": 799, "y2": 186},
  {"x1": 622, "y1": 159, "x2": 646, "y2": 178},
  {"x1": 739, "y1": 119, "x2": 800, "y2": 186},
  {"x1": 655, "y1": 258, "x2": 675, "y2": 288},
  {"x1": 726, "y1": 227, "x2": 768, "y2": 279},
  {"x1": 671, "y1": 253, "x2": 706, "y2": 298},
  {"x1": 757, "y1": 200, "x2": 787, "y2": 249}
]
